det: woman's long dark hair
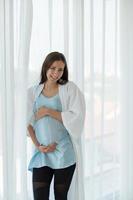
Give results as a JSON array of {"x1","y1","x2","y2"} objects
[{"x1": 39, "y1": 52, "x2": 69, "y2": 85}]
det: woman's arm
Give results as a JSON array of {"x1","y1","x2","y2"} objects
[
  {"x1": 27, "y1": 125, "x2": 40, "y2": 148},
  {"x1": 27, "y1": 124, "x2": 58, "y2": 152},
  {"x1": 47, "y1": 108, "x2": 62, "y2": 122},
  {"x1": 35, "y1": 107, "x2": 63, "y2": 122}
]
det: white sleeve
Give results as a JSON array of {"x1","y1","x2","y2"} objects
[{"x1": 61, "y1": 82, "x2": 86, "y2": 139}]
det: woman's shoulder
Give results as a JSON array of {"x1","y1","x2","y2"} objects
[
  {"x1": 60, "y1": 81, "x2": 83, "y2": 97},
  {"x1": 65, "y1": 81, "x2": 82, "y2": 93},
  {"x1": 28, "y1": 84, "x2": 38, "y2": 93},
  {"x1": 61, "y1": 81, "x2": 78, "y2": 90},
  {"x1": 27, "y1": 83, "x2": 43, "y2": 98}
]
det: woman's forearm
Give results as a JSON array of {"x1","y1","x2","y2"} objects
[
  {"x1": 35, "y1": 106, "x2": 63, "y2": 122},
  {"x1": 27, "y1": 124, "x2": 58, "y2": 153},
  {"x1": 27, "y1": 125, "x2": 40, "y2": 148},
  {"x1": 47, "y1": 108, "x2": 63, "y2": 122}
]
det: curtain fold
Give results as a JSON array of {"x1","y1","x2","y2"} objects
[
  {"x1": 48, "y1": 0, "x2": 53, "y2": 51},
  {"x1": 0, "y1": 0, "x2": 15, "y2": 199},
  {"x1": 119, "y1": 0, "x2": 133, "y2": 199},
  {"x1": 63, "y1": 0, "x2": 69, "y2": 60},
  {"x1": 72, "y1": 0, "x2": 84, "y2": 90},
  {"x1": 0, "y1": 0, "x2": 33, "y2": 199}
]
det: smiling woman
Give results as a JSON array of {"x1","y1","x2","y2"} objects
[
  {"x1": 39, "y1": 52, "x2": 68, "y2": 85},
  {"x1": 48, "y1": 61, "x2": 65, "y2": 80},
  {"x1": 27, "y1": 52, "x2": 86, "y2": 200}
]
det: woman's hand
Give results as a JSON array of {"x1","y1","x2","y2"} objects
[
  {"x1": 47, "y1": 142, "x2": 58, "y2": 152},
  {"x1": 38, "y1": 145, "x2": 49, "y2": 153},
  {"x1": 35, "y1": 106, "x2": 62, "y2": 122},
  {"x1": 35, "y1": 106, "x2": 48, "y2": 120},
  {"x1": 38, "y1": 142, "x2": 58, "y2": 153}
]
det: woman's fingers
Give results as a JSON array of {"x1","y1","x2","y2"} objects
[
  {"x1": 47, "y1": 143, "x2": 58, "y2": 151},
  {"x1": 46, "y1": 145, "x2": 56, "y2": 152},
  {"x1": 35, "y1": 107, "x2": 48, "y2": 120},
  {"x1": 35, "y1": 109, "x2": 42, "y2": 120},
  {"x1": 38, "y1": 145, "x2": 47, "y2": 152},
  {"x1": 46, "y1": 142, "x2": 58, "y2": 152},
  {"x1": 38, "y1": 143, "x2": 58, "y2": 153}
]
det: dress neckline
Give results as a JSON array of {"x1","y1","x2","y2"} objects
[{"x1": 40, "y1": 92, "x2": 59, "y2": 99}]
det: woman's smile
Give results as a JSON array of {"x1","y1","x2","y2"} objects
[{"x1": 50, "y1": 75, "x2": 59, "y2": 80}]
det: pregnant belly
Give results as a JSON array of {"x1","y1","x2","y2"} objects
[{"x1": 34, "y1": 116, "x2": 69, "y2": 145}]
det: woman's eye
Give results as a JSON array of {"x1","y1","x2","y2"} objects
[
  {"x1": 50, "y1": 67, "x2": 55, "y2": 70},
  {"x1": 50, "y1": 67, "x2": 64, "y2": 72}
]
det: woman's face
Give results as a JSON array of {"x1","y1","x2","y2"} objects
[{"x1": 46, "y1": 60, "x2": 65, "y2": 83}]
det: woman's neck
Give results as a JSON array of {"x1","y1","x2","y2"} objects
[{"x1": 44, "y1": 81, "x2": 58, "y2": 90}]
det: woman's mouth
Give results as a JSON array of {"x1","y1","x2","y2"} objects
[{"x1": 50, "y1": 75, "x2": 58, "y2": 80}]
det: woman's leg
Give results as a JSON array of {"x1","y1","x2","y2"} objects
[
  {"x1": 54, "y1": 163, "x2": 76, "y2": 200},
  {"x1": 32, "y1": 166, "x2": 54, "y2": 200}
]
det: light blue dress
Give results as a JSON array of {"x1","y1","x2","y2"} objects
[{"x1": 28, "y1": 92, "x2": 76, "y2": 171}]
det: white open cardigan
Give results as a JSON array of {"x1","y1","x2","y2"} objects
[{"x1": 27, "y1": 81, "x2": 86, "y2": 200}]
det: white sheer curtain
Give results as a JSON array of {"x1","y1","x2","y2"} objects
[
  {"x1": 0, "y1": 0, "x2": 33, "y2": 199},
  {"x1": 1, "y1": 0, "x2": 133, "y2": 199},
  {"x1": 84, "y1": 0, "x2": 119, "y2": 199}
]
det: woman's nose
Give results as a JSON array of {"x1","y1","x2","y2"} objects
[{"x1": 53, "y1": 70, "x2": 59, "y2": 75}]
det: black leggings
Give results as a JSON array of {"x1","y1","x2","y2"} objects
[{"x1": 32, "y1": 163, "x2": 76, "y2": 200}]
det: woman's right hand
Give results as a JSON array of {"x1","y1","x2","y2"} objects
[
  {"x1": 38, "y1": 142, "x2": 58, "y2": 153},
  {"x1": 35, "y1": 106, "x2": 48, "y2": 121}
]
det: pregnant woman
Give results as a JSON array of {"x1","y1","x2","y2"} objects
[{"x1": 27, "y1": 52, "x2": 86, "y2": 200}]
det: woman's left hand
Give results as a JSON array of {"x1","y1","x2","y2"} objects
[
  {"x1": 38, "y1": 142, "x2": 58, "y2": 153},
  {"x1": 35, "y1": 106, "x2": 49, "y2": 120}
]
